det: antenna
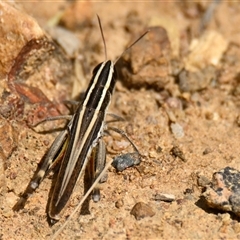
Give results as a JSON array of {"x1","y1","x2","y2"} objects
[
  {"x1": 97, "y1": 15, "x2": 107, "y2": 61},
  {"x1": 114, "y1": 30, "x2": 149, "y2": 65}
]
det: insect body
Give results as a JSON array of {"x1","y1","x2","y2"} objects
[
  {"x1": 48, "y1": 60, "x2": 117, "y2": 220},
  {"x1": 14, "y1": 16, "x2": 147, "y2": 222}
]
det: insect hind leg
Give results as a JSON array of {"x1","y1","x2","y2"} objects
[
  {"x1": 13, "y1": 128, "x2": 69, "y2": 211},
  {"x1": 87, "y1": 140, "x2": 107, "y2": 202}
]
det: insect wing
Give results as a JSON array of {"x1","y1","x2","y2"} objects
[{"x1": 48, "y1": 106, "x2": 105, "y2": 220}]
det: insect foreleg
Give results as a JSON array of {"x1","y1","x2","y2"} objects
[
  {"x1": 107, "y1": 126, "x2": 140, "y2": 155},
  {"x1": 31, "y1": 115, "x2": 72, "y2": 128}
]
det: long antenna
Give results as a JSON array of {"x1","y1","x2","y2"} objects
[
  {"x1": 97, "y1": 14, "x2": 107, "y2": 61},
  {"x1": 114, "y1": 30, "x2": 149, "y2": 65}
]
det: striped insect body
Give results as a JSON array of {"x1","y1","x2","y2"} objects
[
  {"x1": 13, "y1": 16, "x2": 148, "y2": 223},
  {"x1": 48, "y1": 60, "x2": 118, "y2": 220}
]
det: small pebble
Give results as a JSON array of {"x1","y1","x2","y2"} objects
[
  {"x1": 130, "y1": 202, "x2": 155, "y2": 220},
  {"x1": 176, "y1": 198, "x2": 187, "y2": 205},
  {"x1": 170, "y1": 123, "x2": 184, "y2": 139},
  {"x1": 154, "y1": 193, "x2": 175, "y2": 202},
  {"x1": 203, "y1": 147, "x2": 212, "y2": 155},
  {"x1": 170, "y1": 146, "x2": 186, "y2": 162},
  {"x1": 149, "y1": 150, "x2": 158, "y2": 158},
  {"x1": 197, "y1": 175, "x2": 211, "y2": 187},
  {"x1": 112, "y1": 152, "x2": 141, "y2": 172},
  {"x1": 184, "y1": 188, "x2": 194, "y2": 194},
  {"x1": 115, "y1": 199, "x2": 124, "y2": 208}
]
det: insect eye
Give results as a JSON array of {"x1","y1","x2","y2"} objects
[{"x1": 92, "y1": 62, "x2": 103, "y2": 75}]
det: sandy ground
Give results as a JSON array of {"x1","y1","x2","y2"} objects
[{"x1": 1, "y1": 1, "x2": 240, "y2": 239}]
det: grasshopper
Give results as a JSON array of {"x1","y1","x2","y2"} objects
[{"x1": 14, "y1": 16, "x2": 148, "y2": 222}]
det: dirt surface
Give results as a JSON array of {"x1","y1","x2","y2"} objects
[{"x1": 1, "y1": 1, "x2": 240, "y2": 239}]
